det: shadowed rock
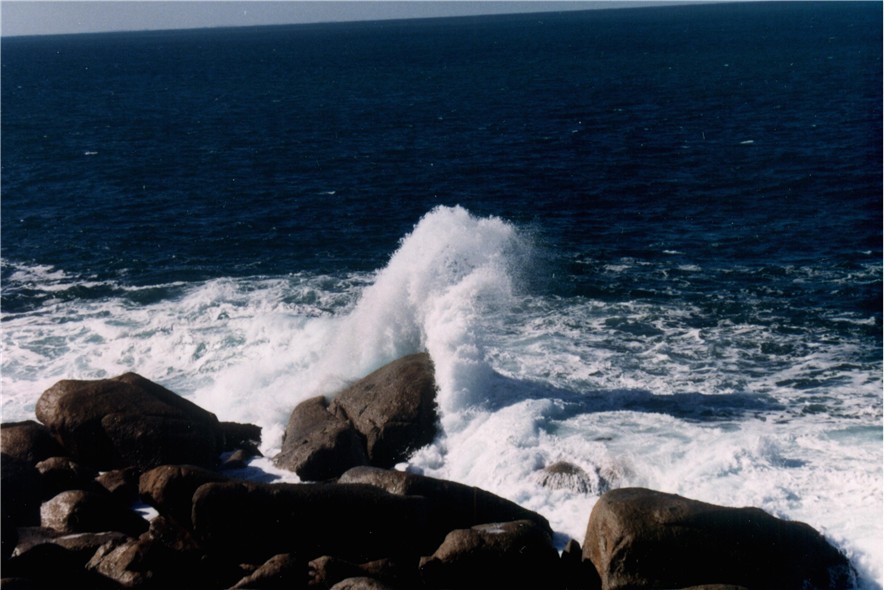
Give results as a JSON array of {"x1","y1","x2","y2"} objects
[
  {"x1": 191, "y1": 480, "x2": 431, "y2": 564},
  {"x1": 138, "y1": 464, "x2": 231, "y2": 528},
  {"x1": 40, "y1": 489, "x2": 149, "y2": 537},
  {"x1": 0, "y1": 421, "x2": 65, "y2": 466},
  {"x1": 339, "y1": 466, "x2": 552, "y2": 544},
  {"x1": 419, "y1": 519, "x2": 561, "y2": 589}
]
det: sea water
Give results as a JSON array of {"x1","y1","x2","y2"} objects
[{"x1": 2, "y1": 3, "x2": 882, "y2": 585}]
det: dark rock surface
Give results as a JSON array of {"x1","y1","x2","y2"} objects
[
  {"x1": 419, "y1": 519, "x2": 561, "y2": 589},
  {"x1": 191, "y1": 480, "x2": 431, "y2": 563},
  {"x1": 273, "y1": 395, "x2": 368, "y2": 481},
  {"x1": 0, "y1": 421, "x2": 65, "y2": 465},
  {"x1": 338, "y1": 466, "x2": 552, "y2": 542},
  {"x1": 0, "y1": 364, "x2": 861, "y2": 590},
  {"x1": 583, "y1": 487, "x2": 856, "y2": 590},
  {"x1": 39, "y1": 489, "x2": 149, "y2": 537},
  {"x1": 35, "y1": 373, "x2": 226, "y2": 470},
  {"x1": 274, "y1": 353, "x2": 438, "y2": 479},
  {"x1": 330, "y1": 352, "x2": 438, "y2": 467}
]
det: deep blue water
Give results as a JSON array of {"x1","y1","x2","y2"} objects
[{"x1": 3, "y1": 2, "x2": 881, "y2": 301}]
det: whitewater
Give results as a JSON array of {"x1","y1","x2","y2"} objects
[{"x1": 1, "y1": 206, "x2": 882, "y2": 586}]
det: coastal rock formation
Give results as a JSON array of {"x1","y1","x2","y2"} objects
[
  {"x1": 273, "y1": 395, "x2": 369, "y2": 481},
  {"x1": 331, "y1": 352, "x2": 438, "y2": 467},
  {"x1": 0, "y1": 420, "x2": 65, "y2": 465},
  {"x1": 418, "y1": 519, "x2": 560, "y2": 589},
  {"x1": 40, "y1": 489, "x2": 148, "y2": 537},
  {"x1": 275, "y1": 352, "x2": 438, "y2": 479},
  {"x1": 0, "y1": 364, "x2": 861, "y2": 589},
  {"x1": 339, "y1": 465, "x2": 552, "y2": 541},
  {"x1": 583, "y1": 487, "x2": 856, "y2": 590},
  {"x1": 533, "y1": 461, "x2": 597, "y2": 494},
  {"x1": 35, "y1": 373, "x2": 226, "y2": 470},
  {"x1": 191, "y1": 480, "x2": 431, "y2": 563}
]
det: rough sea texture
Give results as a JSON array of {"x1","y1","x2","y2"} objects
[{"x1": 2, "y1": 3, "x2": 882, "y2": 585}]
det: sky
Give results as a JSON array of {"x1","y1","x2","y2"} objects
[{"x1": 0, "y1": 1, "x2": 699, "y2": 37}]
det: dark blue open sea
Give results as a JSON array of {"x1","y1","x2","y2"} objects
[{"x1": 2, "y1": 2, "x2": 882, "y2": 584}]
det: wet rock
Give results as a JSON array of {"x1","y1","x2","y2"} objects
[
  {"x1": 534, "y1": 461, "x2": 596, "y2": 494},
  {"x1": 583, "y1": 487, "x2": 856, "y2": 590},
  {"x1": 274, "y1": 395, "x2": 368, "y2": 481},
  {"x1": 275, "y1": 353, "x2": 438, "y2": 480},
  {"x1": 330, "y1": 352, "x2": 438, "y2": 467}
]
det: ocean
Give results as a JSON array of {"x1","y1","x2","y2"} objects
[{"x1": 1, "y1": 2, "x2": 882, "y2": 585}]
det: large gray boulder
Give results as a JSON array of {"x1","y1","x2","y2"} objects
[
  {"x1": 330, "y1": 352, "x2": 438, "y2": 467},
  {"x1": 273, "y1": 395, "x2": 369, "y2": 481},
  {"x1": 582, "y1": 487, "x2": 856, "y2": 590},
  {"x1": 274, "y1": 353, "x2": 438, "y2": 480},
  {"x1": 35, "y1": 373, "x2": 225, "y2": 470}
]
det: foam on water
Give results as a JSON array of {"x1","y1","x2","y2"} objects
[{"x1": 1, "y1": 206, "x2": 881, "y2": 586}]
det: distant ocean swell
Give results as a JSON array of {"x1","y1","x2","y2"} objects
[{"x1": 1, "y1": 206, "x2": 882, "y2": 584}]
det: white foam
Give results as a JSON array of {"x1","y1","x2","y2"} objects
[{"x1": 1, "y1": 207, "x2": 880, "y2": 585}]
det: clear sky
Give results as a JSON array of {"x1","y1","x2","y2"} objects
[{"x1": 0, "y1": 1, "x2": 699, "y2": 37}]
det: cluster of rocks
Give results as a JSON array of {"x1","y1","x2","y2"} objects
[{"x1": 1, "y1": 354, "x2": 857, "y2": 589}]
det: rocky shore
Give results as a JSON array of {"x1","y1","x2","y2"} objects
[{"x1": 1, "y1": 354, "x2": 857, "y2": 589}]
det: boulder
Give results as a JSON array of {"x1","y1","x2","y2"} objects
[
  {"x1": 274, "y1": 395, "x2": 368, "y2": 481},
  {"x1": 275, "y1": 353, "x2": 438, "y2": 480},
  {"x1": 220, "y1": 421, "x2": 263, "y2": 452},
  {"x1": 86, "y1": 515, "x2": 233, "y2": 590},
  {"x1": 95, "y1": 467, "x2": 142, "y2": 505},
  {"x1": 419, "y1": 519, "x2": 561, "y2": 589},
  {"x1": 560, "y1": 538, "x2": 601, "y2": 590},
  {"x1": 0, "y1": 421, "x2": 65, "y2": 465},
  {"x1": 329, "y1": 577, "x2": 394, "y2": 590},
  {"x1": 230, "y1": 553, "x2": 306, "y2": 589},
  {"x1": 330, "y1": 352, "x2": 438, "y2": 467},
  {"x1": 3, "y1": 527, "x2": 121, "y2": 589},
  {"x1": 191, "y1": 480, "x2": 430, "y2": 564},
  {"x1": 338, "y1": 466, "x2": 552, "y2": 544},
  {"x1": 35, "y1": 373, "x2": 228, "y2": 470},
  {"x1": 138, "y1": 464, "x2": 230, "y2": 528},
  {"x1": 40, "y1": 489, "x2": 149, "y2": 537},
  {"x1": 35, "y1": 456, "x2": 99, "y2": 498},
  {"x1": 533, "y1": 461, "x2": 596, "y2": 494},
  {"x1": 1, "y1": 455, "x2": 43, "y2": 561},
  {"x1": 307, "y1": 555, "x2": 418, "y2": 589},
  {"x1": 11, "y1": 527, "x2": 129, "y2": 563},
  {"x1": 583, "y1": 487, "x2": 856, "y2": 590}
]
